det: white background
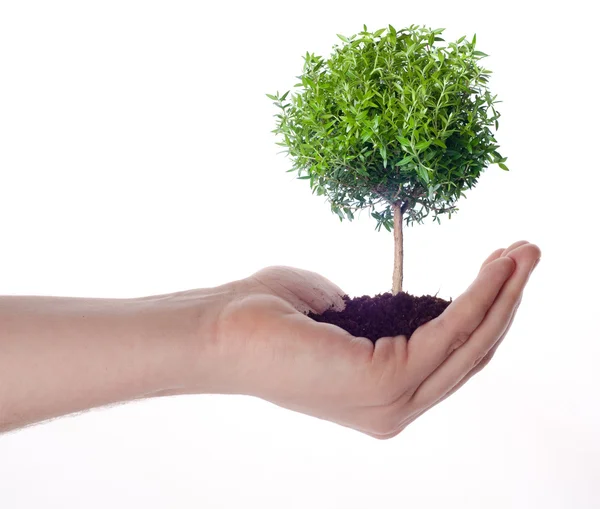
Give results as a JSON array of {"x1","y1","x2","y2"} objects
[{"x1": 1, "y1": 1, "x2": 599, "y2": 507}]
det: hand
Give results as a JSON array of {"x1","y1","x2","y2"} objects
[{"x1": 200, "y1": 241, "x2": 541, "y2": 439}]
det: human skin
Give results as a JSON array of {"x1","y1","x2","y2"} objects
[{"x1": 0, "y1": 241, "x2": 540, "y2": 437}]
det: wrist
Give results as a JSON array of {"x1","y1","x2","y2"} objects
[{"x1": 141, "y1": 280, "x2": 245, "y2": 397}]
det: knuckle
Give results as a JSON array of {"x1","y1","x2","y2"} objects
[
  {"x1": 446, "y1": 330, "x2": 471, "y2": 355},
  {"x1": 470, "y1": 350, "x2": 493, "y2": 373},
  {"x1": 435, "y1": 313, "x2": 474, "y2": 356}
]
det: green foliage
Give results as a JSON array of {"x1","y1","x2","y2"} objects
[{"x1": 268, "y1": 24, "x2": 509, "y2": 231}]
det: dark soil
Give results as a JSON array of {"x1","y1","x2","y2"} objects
[{"x1": 307, "y1": 292, "x2": 451, "y2": 342}]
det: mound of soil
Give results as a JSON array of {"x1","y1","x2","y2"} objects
[{"x1": 307, "y1": 292, "x2": 451, "y2": 342}]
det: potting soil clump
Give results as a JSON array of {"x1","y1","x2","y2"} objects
[{"x1": 308, "y1": 292, "x2": 451, "y2": 342}]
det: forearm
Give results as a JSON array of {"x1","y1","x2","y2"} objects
[{"x1": 0, "y1": 290, "x2": 220, "y2": 433}]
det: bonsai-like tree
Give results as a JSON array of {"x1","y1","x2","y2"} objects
[{"x1": 268, "y1": 24, "x2": 508, "y2": 294}]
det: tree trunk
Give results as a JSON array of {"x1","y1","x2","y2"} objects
[{"x1": 392, "y1": 202, "x2": 403, "y2": 295}]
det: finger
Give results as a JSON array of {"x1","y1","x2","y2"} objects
[
  {"x1": 450, "y1": 290, "x2": 524, "y2": 390},
  {"x1": 408, "y1": 243, "x2": 540, "y2": 408},
  {"x1": 422, "y1": 293, "x2": 524, "y2": 414},
  {"x1": 383, "y1": 289, "x2": 528, "y2": 439},
  {"x1": 378, "y1": 274, "x2": 522, "y2": 439},
  {"x1": 501, "y1": 240, "x2": 531, "y2": 257},
  {"x1": 479, "y1": 248, "x2": 505, "y2": 272},
  {"x1": 457, "y1": 295, "x2": 521, "y2": 379},
  {"x1": 251, "y1": 266, "x2": 346, "y2": 314},
  {"x1": 479, "y1": 241, "x2": 529, "y2": 274},
  {"x1": 464, "y1": 240, "x2": 532, "y2": 378},
  {"x1": 434, "y1": 263, "x2": 534, "y2": 406},
  {"x1": 287, "y1": 267, "x2": 347, "y2": 313},
  {"x1": 374, "y1": 310, "x2": 517, "y2": 442},
  {"x1": 405, "y1": 254, "x2": 516, "y2": 385},
  {"x1": 369, "y1": 244, "x2": 535, "y2": 440}
]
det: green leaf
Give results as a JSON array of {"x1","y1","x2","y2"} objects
[
  {"x1": 337, "y1": 34, "x2": 349, "y2": 42},
  {"x1": 415, "y1": 140, "x2": 432, "y2": 150},
  {"x1": 498, "y1": 162, "x2": 509, "y2": 171},
  {"x1": 473, "y1": 50, "x2": 489, "y2": 57},
  {"x1": 396, "y1": 155, "x2": 414, "y2": 166},
  {"x1": 417, "y1": 165, "x2": 430, "y2": 183},
  {"x1": 266, "y1": 93, "x2": 278, "y2": 101},
  {"x1": 406, "y1": 42, "x2": 417, "y2": 56},
  {"x1": 432, "y1": 139, "x2": 447, "y2": 149},
  {"x1": 397, "y1": 136, "x2": 411, "y2": 147}
]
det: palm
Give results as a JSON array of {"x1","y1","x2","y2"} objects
[{"x1": 213, "y1": 266, "x2": 380, "y2": 427}]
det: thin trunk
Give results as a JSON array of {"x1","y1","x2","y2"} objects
[{"x1": 392, "y1": 202, "x2": 404, "y2": 295}]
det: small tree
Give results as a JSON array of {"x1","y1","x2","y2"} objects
[{"x1": 268, "y1": 24, "x2": 508, "y2": 294}]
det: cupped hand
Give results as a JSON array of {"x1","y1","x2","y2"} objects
[{"x1": 211, "y1": 241, "x2": 541, "y2": 439}]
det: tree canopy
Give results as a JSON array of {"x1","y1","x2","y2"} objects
[{"x1": 268, "y1": 24, "x2": 508, "y2": 232}]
